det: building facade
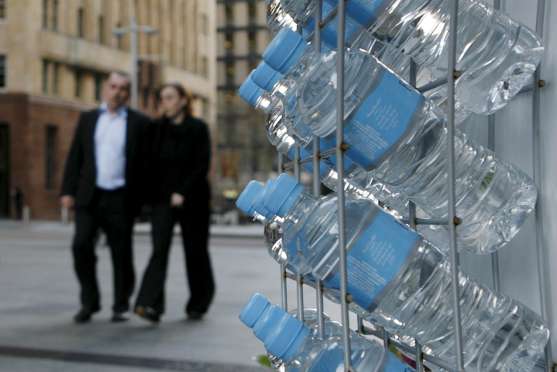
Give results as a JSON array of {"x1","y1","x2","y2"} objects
[
  {"x1": 0, "y1": 0, "x2": 217, "y2": 219},
  {"x1": 215, "y1": 0, "x2": 275, "y2": 210}
]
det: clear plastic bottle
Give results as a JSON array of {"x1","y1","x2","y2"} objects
[
  {"x1": 240, "y1": 293, "x2": 415, "y2": 371},
  {"x1": 294, "y1": 47, "x2": 536, "y2": 254},
  {"x1": 238, "y1": 174, "x2": 548, "y2": 371},
  {"x1": 242, "y1": 42, "x2": 536, "y2": 254},
  {"x1": 275, "y1": 0, "x2": 544, "y2": 115},
  {"x1": 239, "y1": 72, "x2": 406, "y2": 213}
]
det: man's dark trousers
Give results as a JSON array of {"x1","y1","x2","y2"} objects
[
  {"x1": 62, "y1": 108, "x2": 150, "y2": 314},
  {"x1": 73, "y1": 188, "x2": 134, "y2": 313}
]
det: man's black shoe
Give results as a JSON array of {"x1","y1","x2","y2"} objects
[
  {"x1": 186, "y1": 310, "x2": 204, "y2": 321},
  {"x1": 73, "y1": 308, "x2": 94, "y2": 324},
  {"x1": 111, "y1": 312, "x2": 130, "y2": 323},
  {"x1": 134, "y1": 306, "x2": 160, "y2": 323}
]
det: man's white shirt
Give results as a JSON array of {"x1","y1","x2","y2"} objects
[{"x1": 94, "y1": 103, "x2": 127, "y2": 190}]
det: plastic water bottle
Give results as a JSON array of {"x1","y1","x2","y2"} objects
[
  {"x1": 237, "y1": 174, "x2": 549, "y2": 371},
  {"x1": 240, "y1": 293, "x2": 415, "y2": 371},
  {"x1": 291, "y1": 45, "x2": 536, "y2": 254},
  {"x1": 274, "y1": 0, "x2": 543, "y2": 115},
  {"x1": 239, "y1": 71, "x2": 405, "y2": 212},
  {"x1": 243, "y1": 40, "x2": 537, "y2": 254}
]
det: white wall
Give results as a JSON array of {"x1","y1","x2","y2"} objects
[{"x1": 458, "y1": 0, "x2": 557, "y2": 358}]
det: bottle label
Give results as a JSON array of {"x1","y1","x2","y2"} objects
[
  {"x1": 308, "y1": 347, "x2": 344, "y2": 372},
  {"x1": 344, "y1": 0, "x2": 390, "y2": 26},
  {"x1": 307, "y1": 346, "x2": 414, "y2": 371},
  {"x1": 344, "y1": 70, "x2": 423, "y2": 170},
  {"x1": 304, "y1": 1, "x2": 365, "y2": 48},
  {"x1": 324, "y1": 211, "x2": 420, "y2": 312}
]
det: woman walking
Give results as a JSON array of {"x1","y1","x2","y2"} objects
[{"x1": 135, "y1": 82, "x2": 215, "y2": 322}]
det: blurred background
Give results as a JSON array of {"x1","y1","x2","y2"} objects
[
  {"x1": 0, "y1": 0, "x2": 277, "y2": 225},
  {"x1": 3, "y1": 0, "x2": 557, "y2": 371}
]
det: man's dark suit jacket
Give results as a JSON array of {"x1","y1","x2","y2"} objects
[{"x1": 61, "y1": 107, "x2": 151, "y2": 216}]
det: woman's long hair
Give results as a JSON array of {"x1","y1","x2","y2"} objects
[{"x1": 157, "y1": 82, "x2": 193, "y2": 118}]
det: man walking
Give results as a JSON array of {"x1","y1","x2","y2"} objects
[{"x1": 60, "y1": 71, "x2": 150, "y2": 323}]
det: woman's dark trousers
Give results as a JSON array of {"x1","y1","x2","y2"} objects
[{"x1": 135, "y1": 201, "x2": 215, "y2": 315}]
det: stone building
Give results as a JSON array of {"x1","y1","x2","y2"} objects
[
  {"x1": 215, "y1": 0, "x2": 275, "y2": 209},
  {"x1": 0, "y1": 0, "x2": 216, "y2": 219}
]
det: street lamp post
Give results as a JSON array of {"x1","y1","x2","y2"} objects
[{"x1": 113, "y1": 2, "x2": 158, "y2": 109}]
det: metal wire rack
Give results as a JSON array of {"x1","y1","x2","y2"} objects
[{"x1": 272, "y1": 0, "x2": 553, "y2": 371}]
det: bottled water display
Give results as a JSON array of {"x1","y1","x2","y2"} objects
[
  {"x1": 240, "y1": 38, "x2": 537, "y2": 254},
  {"x1": 237, "y1": 174, "x2": 549, "y2": 371},
  {"x1": 240, "y1": 293, "x2": 415, "y2": 371},
  {"x1": 237, "y1": 2, "x2": 550, "y2": 371},
  {"x1": 269, "y1": 0, "x2": 544, "y2": 115}
]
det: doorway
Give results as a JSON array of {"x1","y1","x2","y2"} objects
[{"x1": 0, "y1": 123, "x2": 10, "y2": 217}]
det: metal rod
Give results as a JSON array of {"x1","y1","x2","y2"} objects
[
  {"x1": 293, "y1": 145, "x2": 304, "y2": 321},
  {"x1": 417, "y1": 77, "x2": 448, "y2": 94},
  {"x1": 532, "y1": 0, "x2": 553, "y2": 370},
  {"x1": 277, "y1": 153, "x2": 288, "y2": 311},
  {"x1": 335, "y1": 0, "x2": 352, "y2": 369},
  {"x1": 488, "y1": 0, "x2": 502, "y2": 295},
  {"x1": 280, "y1": 265, "x2": 288, "y2": 310},
  {"x1": 313, "y1": 0, "x2": 326, "y2": 340},
  {"x1": 284, "y1": 272, "x2": 460, "y2": 370},
  {"x1": 296, "y1": 273, "x2": 305, "y2": 321},
  {"x1": 447, "y1": 0, "x2": 465, "y2": 369},
  {"x1": 415, "y1": 342, "x2": 425, "y2": 372},
  {"x1": 488, "y1": 114, "x2": 501, "y2": 293},
  {"x1": 356, "y1": 315, "x2": 365, "y2": 334}
]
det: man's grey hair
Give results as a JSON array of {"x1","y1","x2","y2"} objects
[{"x1": 108, "y1": 71, "x2": 132, "y2": 92}]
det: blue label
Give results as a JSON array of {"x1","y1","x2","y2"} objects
[
  {"x1": 344, "y1": 71, "x2": 423, "y2": 169},
  {"x1": 298, "y1": 145, "x2": 333, "y2": 178},
  {"x1": 343, "y1": 0, "x2": 389, "y2": 26},
  {"x1": 308, "y1": 347, "x2": 344, "y2": 372},
  {"x1": 303, "y1": 1, "x2": 364, "y2": 48},
  {"x1": 309, "y1": 346, "x2": 414, "y2": 371},
  {"x1": 384, "y1": 354, "x2": 415, "y2": 372},
  {"x1": 325, "y1": 211, "x2": 420, "y2": 310}
]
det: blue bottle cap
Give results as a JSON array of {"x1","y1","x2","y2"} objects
[
  {"x1": 236, "y1": 180, "x2": 265, "y2": 216},
  {"x1": 254, "y1": 179, "x2": 277, "y2": 219},
  {"x1": 263, "y1": 173, "x2": 304, "y2": 218},
  {"x1": 253, "y1": 305, "x2": 285, "y2": 342},
  {"x1": 263, "y1": 28, "x2": 308, "y2": 74},
  {"x1": 264, "y1": 310, "x2": 310, "y2": 362},
  {"x1": 239, "y1": 293, "x2": 271, "y2": 328},
  {"x1": 252, "y1": 61, "x2": 284, "y2": 91},
  {"x1": 238, "y1": 71, "x2": 265, "y2": 107}
]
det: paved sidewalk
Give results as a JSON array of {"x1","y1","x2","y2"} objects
[
  {"x1": 0, "y1": 220, "x2": 264, "y2": 239},
  {"x1": 0, "y1": 224, "x2": 287, "y2": 371}
]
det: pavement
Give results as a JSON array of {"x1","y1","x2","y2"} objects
[
  {"x1": 12, "y1": 220, "x2": 265, "y2": 239},
  {"x1": 0, "y1": 221, "x2": 291, "y2": 372}
]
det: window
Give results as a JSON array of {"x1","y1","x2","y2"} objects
[
  {"x1": 0, "y1": 55, "x2": 5, "y2": 88},
  {"x1": 42, "y1": 60, "x2": 49, "y2": 94},
  {"x1": 42, "y1": 0, "x2": 49, "y2": 28},
  {"x1": 116, "y1": 22, "x2": 123, "y2": 49},
  {"x1": 52, "y1": 0, "x2": 58, "y2": 30},
  {"x1": 200, "y1": 56, "x2": 208, "y2": 77},
  {"x1": 74, "y1": 69, "x2": 82, "y2": 98},
  {"x1": 77, "y1": 7, "x2": 84, "y2": 38},
  {"x1": 98, "y1": 15, "x2": 104, "y2": 44},
  {"x1": 52, "y1": 63, "x2": 59, "y2": 95},
  {"x1": 224, "y1": 32, "x2": 234, "y2": 52},
  {"x1": 225, "y1": 62, "x2": 235, "y2": 85},
  {"x1": 45, "y1": 125, "x2": 58, "y2": 190},
  {"x1": 248, "y1": 1, "x2": 256, "y2": 22},
  {"x1": 0, "y1": 0, "x2": 6, "y2": 19},
  {"x1": 224, "y1": 4, "x2": 233, "y2": 23}
]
